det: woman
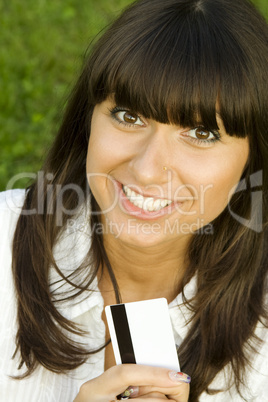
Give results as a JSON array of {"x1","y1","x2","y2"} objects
[{"x1": 0, "y1": 0, "x2": 267, "y2": 400}]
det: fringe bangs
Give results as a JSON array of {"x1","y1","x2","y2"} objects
[{"x1": 88, "y1": 0, "x2": 268, "y2": 139}]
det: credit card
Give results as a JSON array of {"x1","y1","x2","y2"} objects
[{"x1": 105, "y1": 298, "x2": 180, "y2": 371}]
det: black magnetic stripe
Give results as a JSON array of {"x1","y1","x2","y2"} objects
[{"x1": 111, "y1": 304, "x2": 136, "y2": 364}]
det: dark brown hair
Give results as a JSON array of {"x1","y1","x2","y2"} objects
[{"x1": 12, "y1": 0, "x2": 268, "y2": 400}]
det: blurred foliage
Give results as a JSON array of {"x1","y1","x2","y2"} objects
[
  {"x1": 0, "y1": 0, "x2": 132, "y2": 190},
  {"x1": 0, "y1": 0, "x2": 267, "y2": 191}
]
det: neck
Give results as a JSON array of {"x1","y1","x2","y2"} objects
[{"x1": 99, "y1": 233, "x2": 191, "y2": 305}]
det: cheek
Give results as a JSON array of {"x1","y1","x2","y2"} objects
[
  {"x1": 86, "y1": 140, "x2": 119, "y2": 211},
  {"x1": 183, "y1": 147, "x2": 248, "y2": 215},
  {"x1": 86, "y1": 139, "x2": 109, "y2": 204},
  {"x1": 196, "y1": 160, "x2": 248, "y2": 217},
  {"x1": 203, "y1": 172, "x2": 237, "y2": 206},
  {"x1": 86, "y1": 130, "x2": 109, "y2": 172},
  {"x1": 86, "y1": 127, "x2": 130, "y2": 175}
]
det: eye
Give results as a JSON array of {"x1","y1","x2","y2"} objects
[
  {"x1": 190, "y1": 127, "x2": 215, "y2": 140},
  {"x1": 186, "y1": 127, "x2": 220, "y2": 145},
  {"x1": 109, "y1": 107, "x2": 145, "y2": 127},
  {"x1": 118, "y1": 111, "x2": 144, "y2": 125}
]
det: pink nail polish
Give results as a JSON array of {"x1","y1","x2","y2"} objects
[{"x1": 168, "y1": 371, "x2": 191, "y2": 383}]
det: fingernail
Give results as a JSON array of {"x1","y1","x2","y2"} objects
[
  {"x1": 120, "y1": 386, "x2": 139, "y2": 398},
  {"x1": 168, "y1": 371, "x2": 191, "y2": 383}
]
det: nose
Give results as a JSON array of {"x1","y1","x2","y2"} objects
[{"x1": 129, "y1": 124, "x2": 172, "y2": 186}]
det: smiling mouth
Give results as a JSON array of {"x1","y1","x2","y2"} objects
[{"x1": 122, "y1": 185, "x2": 173, "y2": 212}]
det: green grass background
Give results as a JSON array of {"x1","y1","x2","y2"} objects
[{"x1": 1, "y1": 0, "x2": 267, "y2": 191}]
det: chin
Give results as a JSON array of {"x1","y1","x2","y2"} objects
[{"x1": 112, "y1": 229, "x2": 172, "y2": 249}]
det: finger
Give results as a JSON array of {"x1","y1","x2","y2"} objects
[
  {"x1": 110, "y1": 397, "x2": 169, "y2": 402},
  {"x1": 134, "y1": 377, "x2": 190, "y2": 402},
  {"x1": 136, "y1": 392, "x2": 168, "y2": 399},
  {"x1": 137, "y1": 384, "x2": 187, "y2": 396},
  {"x1": 95, "y1": 366, "x2": 190, "y2": 396},
  {"x1": 75, "y1": 366, "x2": 190, "y2": 402},
  {"x1": 166, "y1": 382, "x2": 190, "y2": 402},
  {"x1": 126, "y1": 399, "x2": 172, "y2": 402},
  {"x1": 142, "y1": 383, "x2": 190, "y2": 402},
  {"x1": 128, "y1": 399, "x2": 175, "y2": 402},
  {"x1": 134, "y1": 372, "x2": 190, "y2": 400}
]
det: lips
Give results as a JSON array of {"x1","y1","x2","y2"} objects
[{"x1": 122, "y1": 184, "x2": 173, "y2": 212}]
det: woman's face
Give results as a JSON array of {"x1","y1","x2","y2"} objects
[{"x1": 86, "y1": 98, "x2": 249, "y2": 248}]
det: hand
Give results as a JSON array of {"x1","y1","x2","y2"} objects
[
  {"x1": 73, "y1": 364, "x2": 190, "y2": 402},
  {"x1": 134, "y1": 392, "x2": 169, "y2": 400}
]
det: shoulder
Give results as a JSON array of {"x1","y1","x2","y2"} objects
[
  {"x1": 0, "y1": 188, "x2": 26, "y2": 213},
  {"x1": 0, "y1": 190, "x2": 26, "y2": 332},
  {"x1": 0, "y1": 189, "x2": 26, "y2": 219},
  {"x1": 246, "y1": 321, "x2": 268, "y2": 400},
  {"x1": 0, "y1": 189, "x2": 26, "y2": 249}
]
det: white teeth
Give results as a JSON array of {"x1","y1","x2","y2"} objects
[
  {"x1": 136, "y1": 199, "x2": 143, "y2": 209},
  {"x1": 144, "y1": 198, "x2": 154, "y2": 212},
  {"x1": 161, "y1": 199, "x2": 167, "y2": 208},
  {"x1": 123, "y1": 185, "x2": 172, "y2": 212},
  {"x1": 153, "y1": 199, "x2": 162, "y2": 211}
]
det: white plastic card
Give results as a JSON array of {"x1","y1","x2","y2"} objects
[{"x1": 105, "y1": 298, "x2": 180, "y2": 371}]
